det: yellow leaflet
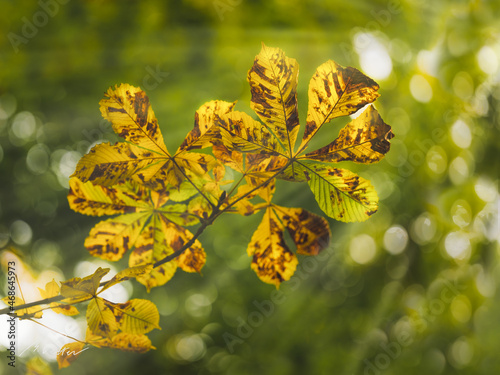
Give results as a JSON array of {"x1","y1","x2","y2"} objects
[
  {"x1": 303, "y1": 105, "x2": 394, "y2": 164},
  {"x1": 248, "y1": 43, "x2": 300, "y2": 156},
  {"x1": 299, "y1": 161, "x2": 379, "y2": 222},
  {"x1": 247, "y1": 207, "x2": 298, "y2": 287},
  {"x1": 88, "y1": 332, "x2": 155, "y2": 353},
  {"x1": 299, "y1": 60, "x2": 380, "y2": 153},
  {"x1": 86, "y1": 297, "x2": 119, "y2": 337},
  {"x1": 179, "y1": 100, "x2": 236, "y2": 151},
  {"x1": 71, "y1": 142, "x2": 167, "y2": 187},
  {"x1": 85, "y1": 212, "x2": 149, "y2": 261},
  {"x1": 159, "y1": 215, "x2": 206, "y2": 273},
  {"x1": 38, "y1": 280, "x2": 79, "y2": 316},
  {"x1": 56, "y1": 342, "x2": 86, "y2": 369},
  {"x1": 273, "y1": 205, "x2": 331, "y2": 255},
  {"x1": 128, "y1": 217, "x2": 177, "y2": 291},
  {"x1": 60, "y1": 267, "x2": 110, "y2": 302},
  {"x1": 68, "y1": 177, "x2": 151, "y2": 217},
  {"x1": 100, "y1": 83, "x2": 167, "y2": 155},
  {"x1": 105, "y1": 298, "x2": 161, "y2": 335},
  {"x1": 218, "y1": 111, "x2": 286, "y2": 155}
]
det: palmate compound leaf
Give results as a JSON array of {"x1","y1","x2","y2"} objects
[
  {"x1": 71, "y1": 84, "x2": 233, "y2": 191},
  {"x1": 68, "y1": 177, "x2": 206, "y2": 290},
  {"x1": 215, "y1": 44, "x2": 393, "y2": 223}
]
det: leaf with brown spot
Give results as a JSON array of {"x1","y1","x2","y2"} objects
[
  {"x1": 298, "y1": 60, "x2": 380, "y2": 153},
  {"x1": 303, "y1": 105, "x2": 394, "y2": 164},
  {"x1": 105, "y1": 298, "x2": 161, "y2": 335},
  {"x1": 247, "y1": 206, "x2": 298, "y2": 287},
  {"x1": 86, "y1": 297, "x2": 119, "y2": 337},
  {"x1": 273, "y1": 206, "x2": 331, "y2": 255},
  {"x1": 38, "y1": 279, "x2": 79, "y2": 316},
  {"x1": 56, "y1": 342, "x2": 86, "y2": 369},
  {"x1": 159, "y1": 215, "x2": 206, "y2": 273},
  {"x1": 68, "y1": 177, "x2": 151, "y2": 217},
  {"x1": 248, "y1": 43, "x2": 300, "y2": 156},
  {"x1": 73, "y1": 84, "x2": 222, "y2": 190},
  {"x1": 84, "y1": 212, "x2": 149, "y2": 261},
  {"x1": 60, "y1": 267, "x2": 110, "y2": 303},
  {"x1": 296, "y1": 161, "x2": 379, "y2": 222},
  {"x1": 128, "y1": 216, "x2": 178, "y2": 291},
  {"x1": 217, "y1": 111, "x2": 286, "y2": 155},
  {"x1": 179, "y1": 100, "x2": 236, "y2": 151}
]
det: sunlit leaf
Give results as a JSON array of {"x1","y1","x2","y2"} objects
[
  {"x1": 248, "y1": 43, "x2": 300, "y2": 155},
  {"x1": 179, "y1": 100, "x2": 236, "y2": 151},
  {"x1": 86, "y1": 297, "x2": 119, "y2": 337},
  {"x1": 298, "y1": 161, "x2": 379, "y2": 222},
  {"x1": 273, "y1": 206, "x2": 331, "y2": 255},
  {"x1": 56, "y1": 342, "x2": 86, "y2": 369},
  {"x1": 38, "y1": 280, "x2": 79, "y2": 316},
  {"x1": 106, "y1": 298, "x2": 161, "y2": 334},
  {"x1": 60, "y1": 267, "x2": 110, "y2": 303},
  {"x1": 247, "y1": 206, "x2": 298, "y2": 287},
  {"x1": 298, "y1": 60, "x2": 380, "y2": 152},
  {"x1": 303, "y1": 105, "x2": 394, "y2": 163},
  {"x1": 84, "y1": 212, "x2": 149, "y2": 261}
]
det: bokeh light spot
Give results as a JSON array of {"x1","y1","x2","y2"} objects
[
  {"x1": 383, "y1": 225, "x2": 408, "y2": 255},
  {"x1": 349, "y1": 234, "x2": 376, "y2": 264},
  {"x1": 410, "y1": 75, "x2": 433, "y2": 103}
]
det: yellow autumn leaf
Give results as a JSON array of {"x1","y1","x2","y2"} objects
[
  {"x1": 273, "y1": 205, "x2": 331, "y2": 255},
  {"x1": 128, "y1": 217, "x2": 178, "y2": 291},
  {"x1": 107, "y1": 298, "x2": 161, "y2": 335},
  {"x1": 108, "y1": 333, "x2": 156, "y2": 353},
  {"x1": 26, "y1": 356, "x2": 53, "y2": 375},
  {"x1": 86, "y1": 297, "x2": 119, "y2": 337},
  {"x1": 298, "y1": 60, "x2": 380, "y2": 153},
  {"x1": 60, "y1": 267, "x2": 110, "y2": 303},
  {"x1": 99, "y1": 264, "x2": 154, "y2": 293},
  {"x1": 84, "y1": 212, "x2": 149, "y2": 261},
  {"x1": 303, "y1": 105, "x2": 394, "y2": 164},
  {"x1": 38, "y1": 279, "x2": 79, "y2": 316},
  {"x1": 179, "y1": 100, "x2": 236, "y2": 151},
  {"x1": 73, "y1": 84, "x2": 221, "y2": 190},
  {"x1": 247, "y1": 206, "x2": 298, "y2": 287},
  {"x1": 56, "y1": 342, "x2": 86, "y2": 369},
  {"x1": 248, "y1": 43, "x2": 300, "y2": 156},
  {"x1": 297, "y1": 161, "x2": 379, "y2": 222},
  {"x1": 218, "y1": 111, "x2": 286, "y2": 155}
]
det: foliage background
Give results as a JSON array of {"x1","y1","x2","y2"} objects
[{"x1": 0, "y1": 0, "x2": 499, "y2": 374}]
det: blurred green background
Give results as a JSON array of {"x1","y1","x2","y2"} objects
[{"x1": 1, "y1": 0, "x2": 499, "y2": 374}]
